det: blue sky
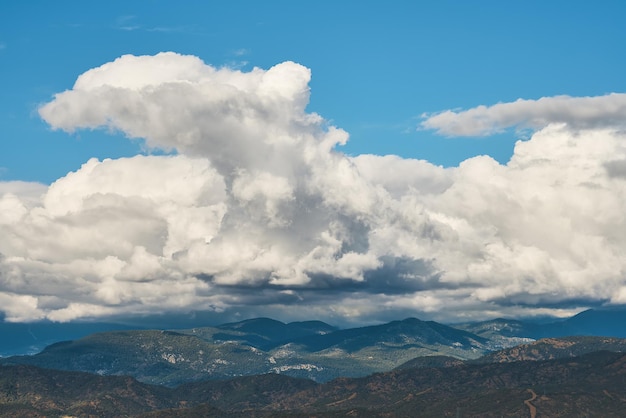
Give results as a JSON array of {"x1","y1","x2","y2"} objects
[
  {"x1": 3, "y1": 0, "x2": 625, "y2": 183},
  {"x1": 1, "y1": 1, "x2": 626, "y2": 326}
]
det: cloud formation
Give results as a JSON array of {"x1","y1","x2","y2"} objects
[
  {"x1": 1, "y1": 53, "x2": 626, "y2": 325},
  {"x1": 421, "y1": 93, "x2": 626, "y2": 136}
]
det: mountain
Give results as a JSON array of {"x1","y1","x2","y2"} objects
[
  {"x1": 0, "y1": 319, "x2": 137, "y2": 357},
  {"x1": 452, "y1": 317, "x2": 539, "y2": 350},
  {"x1": 473, "y1": 335, "x2": 626, "y2": 364},
  {"x1": 4, "y1": 312, "x2": 626, "y2": 388},
  {"x1": 0, "y1": 318, "x2": 490, "y2": 385},
  {"x1": 455, "y1": 307, "x2": 626, "y2": 341},
  {"x1": 4, "y1": 307, "x2": 625, "y2": 358},
  {"x1": 0, "y1": 364, "x2": 313, "y2": 418},
  {"x1": 393, "y1": 354, "x2": 464, "y2": 370},
  {"x1": 288, "y1": 317, "x2": 488, "y2": 352},
  {"x1": 0, "y1": 364, "x2": 178, "y2": 417},
  {"x1": 394, "y1": 335, "x2": 626, "y2": 371},
  {"x1": 0, "y1": 313, "x2": 335, "y2": 358},
  {"x1": 1, "y1": 329, "x2": 274, "y2": 386},
  {"x1": 3, "y1": 347, "x2": 626, "y2": 417},
  {"x1": 192, "y1": 317, "x2": 338, "y2": 350},
  {"x1": 171, "y1": 372, "x2": 318, "y2": 411},
  {"x1": 267, "y1": 350, "x2": 626, "y2": 417},
  {"x1": 559, "y1": 307, "x2": 626, "y2": 337}
]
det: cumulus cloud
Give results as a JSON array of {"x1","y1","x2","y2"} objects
[
  {"x1": 1, "y1": 52, "x2": 626, "y2": 324},
  {"x1": 420, "y1": 93, "x2": 626, "y2": 136}
]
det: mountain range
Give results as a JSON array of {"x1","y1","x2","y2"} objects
[
  {"x1": 2, "y1": 309, "x2": 626, "y2": 385},
  {"x1": 455, "y1": 307, "x2": 626, "y2": 340},
  {"x1": 0, "y1": 317, "x2": 491, "y2": 385},
  {"x1": 1, "y1": 309, "x2": 626, "y2": 416},
  {"x1": 2, "y1": 340, "x2": 626, "y2": 417},
  {"x1": 4, "y1": 307, "x2": 626, "y2": 358}
]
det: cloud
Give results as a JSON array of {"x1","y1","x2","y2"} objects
[
  {"x1": 114, "y1": 15, "x2": 141, "y2": 31},
  {"x1": 0, "y1": 181, "x2": 46, "y2": 203},
  {"x1": 114, "y1": 15, "x2": 199, "y2": 34},
  {"x1": 2, "y1": 53, "x2": 626, "y2": 324},
  {"x1": 605, "y1": 159, "x2": 626, "y2": 179},
  {"x1": 232, "y1": 48, "x2": 249, "y2": 57},
  {"x1": 420, "y1": 93, "x2": 626, "y2": 136}
]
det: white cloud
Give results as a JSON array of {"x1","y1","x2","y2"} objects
[
  {"x1": 421, "y1": 93, "x2": 626, "y2": 136},
  {"x1": 0, "y1": 181, "x2": 46, "y2": 204},
  {"x1": 0, "y1": 292, "x2": 44, "y2": 322},
  {"x1": 114, "y1": 15, "x2": 141, "y2": 31},
  {"x1": 2, "y1": 53, "x2": 626, "y2": 323}
]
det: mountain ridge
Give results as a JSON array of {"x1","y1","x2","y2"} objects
[
  {"x1": 0, "y1": 317, "x2": 490, "y2": 385},
  {"x1": 3, "y1": 308, "x2": 626, "y2": 387},
  {"x1": 3, "y1": 346, "x2": 626, "y2": 417},
  {"x1": 4, "y1": 307, "x2": 626, "y2": 357}
]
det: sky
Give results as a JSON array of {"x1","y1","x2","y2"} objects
[{"x1": 1, "y1": 1, "x2": 626, "y2": 326}]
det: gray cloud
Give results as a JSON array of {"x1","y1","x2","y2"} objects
[
  {"x1": 1, "y1": 53, "x2": 625, "y2": 324},
  {"x1": 605, "y1": 159, "x2": 626, "y2": 179},
  {"x1": 421, "y1": 93, "x2": 626, "y2": 137}
]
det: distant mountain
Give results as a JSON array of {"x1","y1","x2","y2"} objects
[
  {"x1": 454, "y1": 317, "x2": 539, "y2": 337},
  {"x1": 396, "y1": 334, "x2": 626, "y2": 371},
  {"x1": 1, "y1": 329, "x2": 274, "y2": 386},
  {"x1": 4, "y1": 307, "x2": 626, "y2": 358},
  {"x1": 288, "y1": 317, "x2": 488, "y2": 353},
  {"x1": 209, "y1": 317, "x2": 338, "y2": 350},
  {"x1": 3, "y1": 348, "x2": 626, "y2": 417},
  {"x1": 473, "y1": 335, "x2": 626, "y2": 364},
  {"x1": 4, "y1": 311, "x2": 626, "y2": 388},
  {"x1": 558, "y1": 307, "x2": 626, "y2": 337},
  {"x1": 0, "y1": 318, "x2": 490, "y2": 385},
  {"x1": 455, "y1": 307, "x2": 626, "y2": 341},
  {"x1": 0, "y1": 320, "x2": 137, "y2": 357}
]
